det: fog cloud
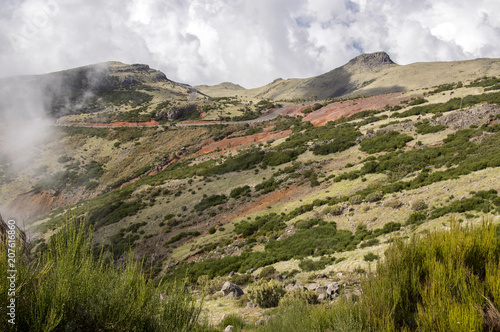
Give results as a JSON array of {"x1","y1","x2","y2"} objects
[{"x1": 1, "y1": 0, "x2": 499, "y2": 88}]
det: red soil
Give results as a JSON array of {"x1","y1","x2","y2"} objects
[
  {"x1": 282, "y1": 93, "x2": 416, "y2": 126},
  {"x1": 197, "y1": 130, "x2": 292, "y2": 155}
]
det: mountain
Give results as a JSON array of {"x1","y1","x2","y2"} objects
[
  {"x1": 1, "y1": 52, "x2": 500, "y2": 329},
  {"x1": 197, "y1": 52, "x2": 500, "y2": 100}
]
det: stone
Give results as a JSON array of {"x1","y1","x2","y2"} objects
[
  {"x1": 223, "y1": 325, "x2": 233, "y2": 332},
  {"x1": 228, "y1": 271, "x2": 235, "y2": 277},
  {"x1": 246, "y1": 302, "x2": 258, "y2": 309},
  {"x1": 221, "y1": 281, "x2": 244, "y2": 297},
  {"x1": 318, "y1": 293, "x2": 326, "y2": 301}
]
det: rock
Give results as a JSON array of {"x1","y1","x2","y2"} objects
[
  {"x1": 246, "y1": 268, "x2": 255, "y2": 274},
  {"x1": 221, "y1": 281, "x2": 244, "y2": 297},
  {"x1": 223, "y1": 325, "x2": 233, "y2": 332},
  {"x1": 318, "y1": 293, "x2": 326, "y2": 301},
  {"x1": 228, "y1": 271, "x2": 235, "y2": 277},
  {"x1": 286, "y1": 284, "x2": 307, "y2": 291},
  {"x1": 246, "y1": 302, "x2": 258, "y2": 309},
  {"x1": 306, "y1": 283, "x2": 320, "y2": 291},
  {"x1": 326, "y1": 283, "x2": 341, "y2": 298},
  {"x1": 315, "y1": 274, "x2": 328, "y2": 279},
  {"x1": 315, "y1": 286, "x2": 327, "y2": 294}
]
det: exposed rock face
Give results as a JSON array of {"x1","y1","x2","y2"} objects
[
  {"x1": 346, "y1": 51, "x2": 396, "y2": 69},
  {"x1": 221, "y1": 281, "x2": 244, "y2": 297}
]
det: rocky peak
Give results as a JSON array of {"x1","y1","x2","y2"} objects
[{"x1": 345, "y1": 52, "x2": 396, "y2": 69}]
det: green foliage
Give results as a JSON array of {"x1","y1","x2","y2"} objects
[
  {"x1": 406, "y1": 212, "x2": 427, "y2": 225},
  {"x1": 208, "y1": 227, "x2": 216, "y2": 234},
  {"x1": 280, "y1": 289, "x2": 319, "y2": 306},
  {"x1": 363, "y1": 252, "x2": 379, "y2": 262},
  {"x1": 262, "y1": 148, "x2": 306, "y2": 166},
  {"x1": 299, "y1": 256, "x2": 335, "y2": 272},
  {"x1": 311, "y1": 124, "x2": 362, "y2": 155},
  {"x1": 360, "y1": 131, "x2": 413, "y2": 153},
  {"x1": 255, "y1": 178, "x2": 281, "y2": 194},
  {"x1": 219, "y1": 314, "x2": 246, "y2": 331},
  {"x1": 0, "y1": 219, "x2": 203, "y2": 331},
  {"x1": 429, "y1": 190, "x2": 498, "y2": 219},
  {"x1": 247, "y1": 280, "x2": 286, "y2": 308},
  {"x1": 394, "y1": 91, "x2": 500, "y2": 118},
  {"x1": 412, "y1": 199, "x2": 428, "y2": 211},
  {"x1": 259, "y1": 266, "x2": 277, "y2": 279},
  {"x1": 349, "y1": 195, "x2": 363, "y2": 205},
  {"x1": 407, "y1": 97, "x2": 428, "y2": 106},
  {"x1": 165, "y1": 231, "x2": 201, "y2": 245},
  {"x1": 365, "y1": 191, "x2": 383, "y2": 202},
  {"x1": 230, "y1": 185, "x2": 251, "y2": 199},
  {"x1": 415, "y1": 121, "x2": 447, "y2": 134},
  {"x1": 194, "y1": 194, "x2": 228, "y2": 212},
  {"x1": 360, "y1": 219, "x2": 500, "y2": 331}
]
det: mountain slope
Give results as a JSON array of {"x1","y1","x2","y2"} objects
[{"x1": 196, "y1": 52, "x2": 500, "y2": 100}]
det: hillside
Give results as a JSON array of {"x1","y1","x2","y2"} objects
[
  {"x1": 197, "y1": 52, "x2": 500, "y2": 101},
  {"x1": 1, "y1": 54, "x2": 500, "y2": 330}
]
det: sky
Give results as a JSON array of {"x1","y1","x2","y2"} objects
[{"x1": 1, "y1": 0, "x2": 499, "y2": 88}]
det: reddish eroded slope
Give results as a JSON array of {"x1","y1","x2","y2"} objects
[
  {"x1": 197, "y1": 130, "x2": 292, "y2": 155},
  {"x1": 282, "y1": 93, "x2": 416, "y2": 126}
]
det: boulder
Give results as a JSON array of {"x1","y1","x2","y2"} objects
[
  {"x1": 221, "y1": 281, "x2": 244, "y2": 297},
  {"x1": 223, "y1": 325, "x2": 233, "y2": 332},
  {"x1": 318, "y1": 293, "x2": 327, "y2": 301},
  {"x1": 326, "y1": 282, "x2": 341, "y2": 298}
]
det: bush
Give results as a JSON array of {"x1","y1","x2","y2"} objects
[
  {"x1": 230, "y1": 185, "x2": 251, "y2": 199},
  {"x1": 194, "y1": 194, "x2": 228, "y2": 212},
  {"x1": 0, "y1": 218, "x2": 203, "y2": 331},
  {"x1": 365, "y1": 191, "x2": 384, "y2": 202},
  {"x1": 412, "y1": 199, "x2": 428, "y2": 211},
  {"x1": 247, "y1": 280, "x2": 286, "y2": 308},
  {"x1": 406, "y1": 212, "x2": 427, "y2": 225},
  {"x1": 208, "y1": 227, "x2": 216, "y2": 234},
  {"x1": 384, "y1": 199, "x2": 403, "y2": 209},
  {"x1": 323, "y1": 205, "x2": 344, "y2": 216},
  {"x1": 360, "y1": 131, "x2": 414, "y2": 153},
  {"x1": 363, "y1": 252, "x2": 379, "y2": 262},
  {"x1": 349, "y1": 195, "x2": 363, "y2": 205},
  {"x1": 280, "y1": 289, "x2": 319, "y2": 306},
  {"x1": 259, "y1": 266, "x2": 277, "y2": 279}
]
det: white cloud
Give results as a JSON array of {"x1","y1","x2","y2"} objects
[{"x1": 0, "y1": 0, "x2": 499, "y2": 88}]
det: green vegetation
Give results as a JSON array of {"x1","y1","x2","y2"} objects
[
  {"x1": 247, "y1": 280, "x2": 286, "y2": 308},
  {"x1": 393, "y1": 91, "x2": 500, "y2": 118},
  {"x1": 0, "y1": 219, "x2": 204, "y2": 331},
  {"x1": 194, "y1": 194, "x2": 228, "y2": 212},
  {"x1": 415, "y1": 120, "x2": 447, "y2": 134},
  {"x1": 360, "y1": 131, "x2": 413, "y2": 153}
]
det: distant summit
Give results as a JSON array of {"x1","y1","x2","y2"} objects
[{"x1": 345, "y1": 51, "x2": 396, "y2": 69}]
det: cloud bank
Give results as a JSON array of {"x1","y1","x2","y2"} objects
[{"x1": 1, "y1": 0, "x2": 499, "y2": 88}]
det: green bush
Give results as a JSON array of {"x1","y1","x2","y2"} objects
[
  {"x1": 363, "y1": 252, "x2": 379, "y2": 262},
  {"x1": 194, "y1": 194, "x2": 228, "y2": 212},
  {"x1": 259, "y1": 266, "x2": 277, "y2": 279},
  {"x1": 411, "y1": 199, "x2": 428, "y2": 211},
  {"x1": 360, "y1": 131, "x2": 414, "y2": 153},
  {"x1": 230, "y1": 185, "x2": 251, "y2": 198},
  {"x1": 349, "y1": 195, "x2": 363, "y2": 205},
  {"x1": 365, "y1": 191, "x2": 384, "y2": 202},
  {"x1": 384, "y1": 199, "x2": 403, "y2": 209},
  {"x1": 280, "y1": 289, "x2": 319, "y2": 306},
  {"x1": 247, "y1": 280, "x2": 286, "y2": 308},
  {"x1": 0, "y1": 219, "x2": 203, "y2": 331},
  {"x1": 406, "y1": 212, "x2": 427, "y2": 225}
]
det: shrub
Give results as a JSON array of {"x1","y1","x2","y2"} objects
[
  {"x1": 360, "y1": 131, "x2": 413, "y2": 153},
  {"x1": 406, "y1": 212, "x2": 427, "y2": 225},
  {"x1": 0, "y1": 218, "x2": 203, "y2": 331},
  {"x1": 247, "y1": 280, "x2": 286, "y2": 308},
  {"x1": 323, "y1": 205, "x2": 343, "y2": 216},
  {"x1": 363, "y1": 252, "x2": 379, "y2": 262},
  {"x1": 259, "y1": 266, "x2": 277, "y2": 279},
  {"x1": 194, "y1": 194, "x2": 228, "y2": 212},
  {"x1": 365, "y1": 191, "x2": 384, "y2": 202},
  {"x1": 349, "y1": 195, "x2": 363, "y2": 205},
  {"x1": 412, "y1": 199, "x2": 428, "y2": 211},
  {"x1": 280, "y1": 289, "x2": 319, "y2": 306},
  {"x1": 384, "y1": 199, "x2": 403, "y2": 209},
  {"x1": 230, "y1": 185, "x2": 251, "y2": 199},
  {"x1": 208, "y1": 227, "x2": 216, "y2": 234}
]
